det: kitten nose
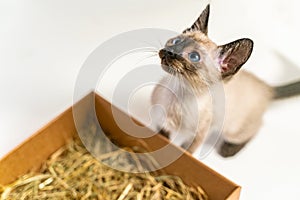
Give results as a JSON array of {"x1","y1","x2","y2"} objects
[{"x1": 159, "y1": 48, "x2": 177, "y2": 59}]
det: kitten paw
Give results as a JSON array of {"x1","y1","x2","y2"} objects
[
  {"x1": 159, "y1": 128, "x2": 170, "y2": 139},
  {"x1": 218, "y1": 140, "x2": 248, "y2": 157}
]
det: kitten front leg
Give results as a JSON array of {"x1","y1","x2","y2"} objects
[
  {"x1": 181, "y1": 133, "x2": 203, "y2": 153},
  {"x1": 155, "y1": 119, "x2": 207, "y2": 154},
  {"x1": 151, "y1": 77, "x2": 179, "y2": 140},
  {"x1": 156, "y1": 127, "x2": 201, "y2": 152},
  {"x1": 151, "y1": 77, "x2": 207, "y2": 152},
  {"x1": 180, "y1": 125, "x2": 209, "y2": 153},
  {"x1": 171, "y1": 130, "x2": 196, "y2": 151}
]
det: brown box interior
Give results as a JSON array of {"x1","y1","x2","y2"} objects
[{"x1": 0, "y1": 92, "x2": 240, "y2": 200}]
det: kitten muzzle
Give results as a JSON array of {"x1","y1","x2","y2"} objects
[{"x1": 159, "y1": 48, "x2": 182, "y2": 59}]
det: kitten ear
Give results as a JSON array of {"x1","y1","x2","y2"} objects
[
  {"x1": 217, "y1": 38, "x2": 253, "y2": 78},
  {"x1": 183, "y1": 4, "x2": 210, "y2": 34}
]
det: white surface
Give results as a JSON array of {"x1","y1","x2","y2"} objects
[{"x1": 1, "y1": 0, "x2": 300, "y2": 199}]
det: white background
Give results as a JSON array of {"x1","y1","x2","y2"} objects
[{"x1": 1, "y1": 0, "x2": 300, "y2": 199}]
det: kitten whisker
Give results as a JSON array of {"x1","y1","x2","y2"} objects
[
  {"x1": 140, "y1": 40, "x2": 161, "y2": 51},
  {"x1": 138, "y1": 48, "x2": 159, "y2": 54},
  {"x1": 133, "y1": 53, "x2": 158, "y2": 67},
  {"x1": 158, "y1": 39, "x2": 164, "y2": 49}
]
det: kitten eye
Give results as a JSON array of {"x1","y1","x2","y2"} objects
[
  {"x1": 172, "y1": 38, "x2": 181, "y2": 45},
  {"x1": 188, "y1": 51, "x2": 201, "y2": 62}
]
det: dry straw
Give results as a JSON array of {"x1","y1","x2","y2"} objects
[{"x1": 0, "y1": 140, "x2": 208, "y2": 200}]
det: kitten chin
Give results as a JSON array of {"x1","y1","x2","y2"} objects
[{"x1": 160, "y1": 52, "x2": 185, "y2": 75}]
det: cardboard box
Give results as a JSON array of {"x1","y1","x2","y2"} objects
[{"x1": 0, "y1": 92, "x2": 240, "y2": 200}]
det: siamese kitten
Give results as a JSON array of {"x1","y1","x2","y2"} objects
[{"x1": 151, "y1": 4, "x2": 300, "y2": 157}]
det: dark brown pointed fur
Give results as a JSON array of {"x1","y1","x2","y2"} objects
[{"x1": 183, "y1": 5, "x2": 210, "y2": 34}]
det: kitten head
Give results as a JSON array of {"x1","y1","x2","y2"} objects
[{"x1": 159, "y1": 4, "x2": 253, "y2": 86}]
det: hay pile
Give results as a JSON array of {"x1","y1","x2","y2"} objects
[{"x1": 0, "y1": 140, "x2": 208, "y2": 200}]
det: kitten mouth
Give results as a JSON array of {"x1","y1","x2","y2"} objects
[
  {"x1": 159, "y1": 49, "x2": 186, "y2": 75},
  {"x1": 161, "y1": 55, "x2": 188, "y2": 75},
  {"x1": 161, "y1": 57, "x2": 180, "y2": 74}
]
